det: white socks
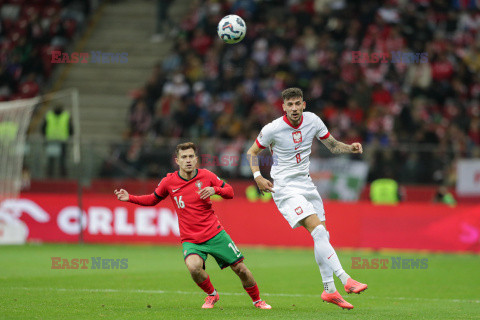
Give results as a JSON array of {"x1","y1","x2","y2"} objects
[
  {"x1": 323, "y1": 281, "x2": 336, "y2": 293},
  {"x1": 338, "y1": 272, "x2": 350, "y2": 285},
  {"x1": 314, "y1": 244, "x2": 334, "y2": 283},
  {"x1": 311, "y1": 224, "x2": 350, "y2": 292}
]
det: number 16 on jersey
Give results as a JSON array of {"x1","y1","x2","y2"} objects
[{"x1": 174, "y1": 196, "x2": 185, "y2": 208}]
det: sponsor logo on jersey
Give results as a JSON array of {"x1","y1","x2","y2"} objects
[
  {"x1": 292, "y1": 131, "x2": 302, "y2": 143},
  {"x1": 295, "y1": 206, "x2": 303, "y2": 215}
]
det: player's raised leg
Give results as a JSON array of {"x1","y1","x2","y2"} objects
[
  {"x1": 230, "y1": 262, "x2": 271, "y2": 309},
  {"x1": 300, "y1": 215, "x2": 367, "y2": 308},
  {"x1": 185, "y1": 254, "x2": 219, "y2": 309}
]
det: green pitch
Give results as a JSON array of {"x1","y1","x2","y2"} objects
[{"x1": 1, "y1": 244, "x2": 478, "y2": 319}]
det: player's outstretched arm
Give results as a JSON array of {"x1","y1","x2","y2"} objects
[
  {"x1": 246, "y1": 142, "x2": 274, "y2": 194},
  {"x1": 114, "y1": 188, "x2": 162, "y2": 206},
  {"x1": 321, "y1": 135, "x2": 363, "y2": 154},
  {"x1": 114, "y1": 189, "x2": 129, "y2": 201}
]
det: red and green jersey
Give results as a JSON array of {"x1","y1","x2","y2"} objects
[{"x1": 128, "y1": 168, "x2": 234, "y2": 243}]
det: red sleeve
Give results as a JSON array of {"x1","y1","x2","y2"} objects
[
  {"x1": 207, "y1": 170, "x2": 234, "y2": 199},
  {"x1": 128, "y1": 193, "x2": 161, "y2": 206},
  {"x1": 319, "y1": 132, "x2": 330, "y2": 140},
  {"x1": 154, "y1": 177, "x2": 169, "y2": 199},
  {"x1": 128, "y1": 177, "x2": 169, "y2": 206},
  {"x1": 209, "y1": 170, "x2": 225, "y2": 188},
  {"x1": 255, "y1": 138, "x2": 266, "y2": 149},
  {"x1": 213, "y1": 182, "x2": 234, "y2": 199}
]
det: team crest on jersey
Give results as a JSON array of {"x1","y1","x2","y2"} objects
[
  {"x1": 295, "y1": 206, "x2": 303, "y2": 215},
  {"x1": 292, "y1": 131, "x2": 302, "y2": 143},
  {"x1": 195, "y1": 181, "x2": 203, "y2": 190}
]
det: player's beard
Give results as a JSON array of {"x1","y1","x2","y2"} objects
[{"x1": 289, "y1": 111, "x2": 301, "y2": 123}]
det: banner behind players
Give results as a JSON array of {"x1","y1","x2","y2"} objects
[
  {"x1": 456, "y1": 159, "x2": 480, "y2": 196},
  {"x1": 0, "y1": 194, "x2": 478, "y2": 252}
]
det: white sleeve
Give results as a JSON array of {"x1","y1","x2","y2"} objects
[
  {"x1": 315, "y1": 116, "x2": 330, "y2": 140},
  {"x1": 256, "y1": 123, "x2": 274, "y2": 149}
]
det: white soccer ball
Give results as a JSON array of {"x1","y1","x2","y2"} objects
[{"x1": 217, "y1": 15, "x2": 246, "y2": 44}]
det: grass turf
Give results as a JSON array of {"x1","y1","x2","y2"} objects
[{"x1": 0, "y1": 244, "x2": 479, "y2": 319}]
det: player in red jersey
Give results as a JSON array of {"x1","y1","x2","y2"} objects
[{"x1": 114, "y1": 142, "x2": 271, "y2": 310}]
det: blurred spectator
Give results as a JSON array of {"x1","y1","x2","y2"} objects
[
  {"x1": 163, "y1": 73, "x2": 190, "y2": 98},
  {"x1": 151, "y1": 0, "x2": 174, "y2": 43},
  {"x1": 42, "y1": 105, "x2": 73, "y2": 177},
  {"x1": 129, "y1": 100, "x2": 151, "y2": 137},
  {"x1": 433, "y1": 186, "x2": 457, "y2": 207},
  {"x1": 0, "y1": 117, "x2": 18, "y2": 144},
  {"x1": 18, "y1": 73, "x2": 39, "y2": 98},
  {"x1": 370, "y1": 173, "x2": 404, "y2": 205},
  {"x1": 191, "y1": 29, "x2": 213, "y2": 56}
]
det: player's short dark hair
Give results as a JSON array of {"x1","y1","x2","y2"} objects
[
  {"x1": 282, "y1": 87, "x2": 303, "y2": 101},
  {"x1": 175, "y1": 142, "x2": 197, "y2": 156}
]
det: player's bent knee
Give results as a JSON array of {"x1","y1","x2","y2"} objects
[
  {"x1": 185, "y1": 255, "x2": 204, "y2": 275},
  {"x1": 186, "y1": 263, "x2": 203, "y2": 276},
  {"x1": 231, "y1": 262, "x2": 248, "y2": 276},
  {"x1": 300, "y1": 214, "x2": 326, "y2": 233}
]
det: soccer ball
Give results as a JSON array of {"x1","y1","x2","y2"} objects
[{"x1": 217, "y1": 15, "x2": 246, "y2": 44}]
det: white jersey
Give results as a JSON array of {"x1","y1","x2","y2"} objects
[{"x1": 256, "y1": 112, "x2": 330, "y2": 185}]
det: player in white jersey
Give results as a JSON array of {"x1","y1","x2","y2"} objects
[{"x1": 247, "y1": 87, "x2": 367, "y2": 310}]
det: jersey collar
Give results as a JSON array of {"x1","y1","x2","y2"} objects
[
  {"x1": 283, "y1": 114, "x2": 303, "y2": 129},
  {"x1": 177, "y1": 169, "x2": 198, "y2": 181}
]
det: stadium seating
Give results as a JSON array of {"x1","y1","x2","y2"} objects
[
  {"x1": 120, "y1": 0, "x2": 479, "y2": 183},
  {"x1": 0, "y1": 0, "x2": 87, "y2": 100}
]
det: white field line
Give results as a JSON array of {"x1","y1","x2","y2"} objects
[{"x1": 9, "y1": 287, "x2": 480, "y2": 304}]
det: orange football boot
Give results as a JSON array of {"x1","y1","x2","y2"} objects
[
  {"x1": 202, "y1": 293, "x2": 220, "y2": 309},
  {"x1": 344, "y1": 278, "x2": 368, "y2": 294},
  {"x1": 321, "y1": 290, "x2": 354, "y2": 310},
  {"x1": 254, "y1": 300, "x2": 272, "y2": 309}
]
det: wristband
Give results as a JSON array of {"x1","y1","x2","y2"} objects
[{"x1": 253, "y1": 171, "x2": 262, "y2": 179}]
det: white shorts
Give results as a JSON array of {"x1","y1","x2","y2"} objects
[{"x1": 271, "y1": 177, "x2": 325, "y2": 229}]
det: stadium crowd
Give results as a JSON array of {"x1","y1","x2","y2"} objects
[
  {"x1": 0, "y1": 0, "x2": 91, "y2": 101},
  {"x1": 106, "y1": 1, "x2": 479, "y2": 183}
]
